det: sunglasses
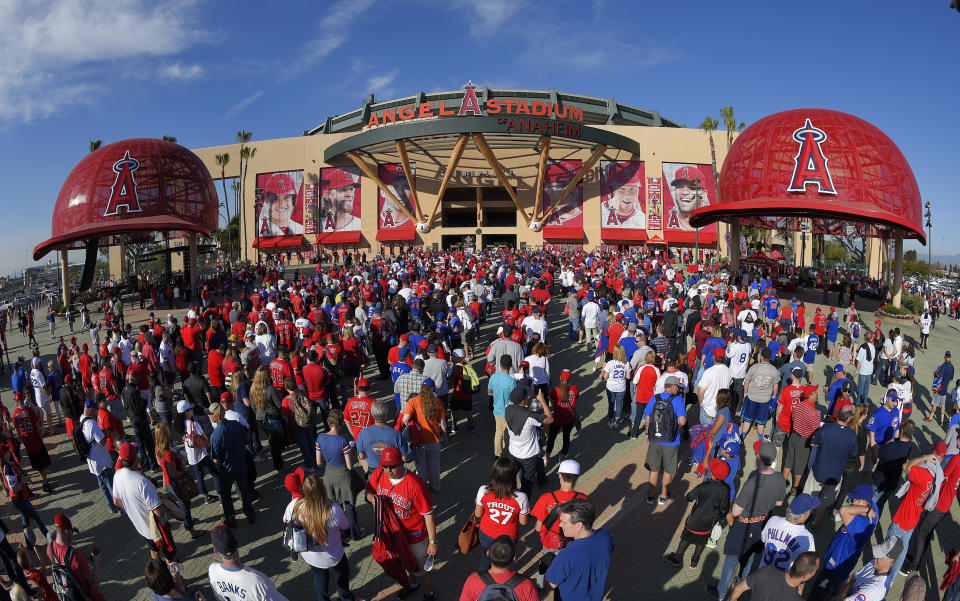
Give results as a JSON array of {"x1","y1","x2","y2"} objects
[{"x1": 382, "y1": 463, "x2": 402, "y2": 469}]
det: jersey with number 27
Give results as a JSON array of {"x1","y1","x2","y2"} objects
[{"x1": 476, "y1": 486, "x2": 529, "y2": 540}]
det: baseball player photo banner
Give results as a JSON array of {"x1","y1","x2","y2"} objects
[
  {"x1": 255, "y1": 170, "x2": 304, "y2": 236},
  {"x1": 319, "y1": 167, "x2": 362, "y2": 232},
  {"x1": 542, "y1": 159, "x2": 583, "y2": 231},
  {"x1": 662, "y1": 163, "x2": 718, "y2": 242},
  {"x1": 600, "y1": 160, "x2": 646, "y2": 230},
  {"x1": 377, "y1": 163, "x2": 416, "y2": 232}
]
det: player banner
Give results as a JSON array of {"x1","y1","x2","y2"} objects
[
  {"x1": 378, "y1": 163, "x2": 416, "y2": 231},
  {"x1": 304, "y1": 183, "x2": 318, "y2": 234},
  {"x1": 542, "y1": 159, "x2": 583, "y2": 231},
  {"x1": 600, "y1": 161, "x2": 646, "y2": 231},
  {"x1": 318, "y1": 167, "x2": 361, "y2": 232},
  {"x1": 663, "y1": 163, "x2": 718, "y2": 240},
  {"x1": 255, "y1": 170, "x2": 304, "y2": 236},
  {"x1": 646, "y1": 176, "x2": 663, "y2": 230}
]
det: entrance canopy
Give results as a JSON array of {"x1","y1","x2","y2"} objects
[{"x1": 689, "y1": 108, "x2": 924, "y2": 243}]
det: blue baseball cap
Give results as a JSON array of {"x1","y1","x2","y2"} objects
[
  {"x1": 790, "y1": 493, "x2": 820, "y2": 514},
  {"x1": 84, "y1": 399, "x2": 97, "y2": 409},
  {"x1": 885, "y1": 389, "x2": 899, "y2": 401},
  {"x1": 722, "y1": 439, "x2": 742, "y2": 456},
  {"x1": 422, "y1": 378, "x2": 435, "y2": 389},
  {"x1": 397, "y1": 347, "x2": 410, "y2": 358},
  {"x1": 848, "y1": 484, "x2": 874, "y2": 501},
  {"x1": 436, "y1": 312, "x2": 445, "y2": 320},
  {"x1": 834, "y1": 364, "x2": 846, "y2": 373}
]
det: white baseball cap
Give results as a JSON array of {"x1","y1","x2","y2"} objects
[
  {"x1": 558, "y1": 459, "x2": 581, "y2": 475},
  {"x1": 176, "y1": 400, "x2": 193, "y2": 414}
]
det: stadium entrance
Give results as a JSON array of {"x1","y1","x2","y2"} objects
[{"x1": 483, "y1": 234, "x2": 516, "y2": 249}]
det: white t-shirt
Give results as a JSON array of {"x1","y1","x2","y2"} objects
[
  {"x1": 184, "y1": 419, "x2": 209, "y2": 465},
  {"x1": 697, "y1": 364, "x2": 732, "y2": 418},
  {"x1": 508, "y1": 415, "x2": 543, "y2": 459},
  {"x1": 856, "y1": 346, "x2": 875, "y2": 376},
  {"x1": 581, "y1": 302, "x2": 600, "y2": 329},
  {"x1": 208, "y1": 562, "x2": 289, "y2": 601},
  {"x1": 727, "y1": 341, "x2": 752, "y2": 379},
  {"x1": 520, "y1": 315, "x2": 547, "y2": 342},
  {"x1": 737, "y1": 309, "x2": 758, "y2": 334},
  {"x1": 655, "y1": 370, "x2": 690, "y2": 397},
  {"x1": 112, "y1": 468, "x2": 161, "y2": 540},
  {"x1": 30, "y1": 369, "x2": 50, "y2": 405},
  {"x1": 523, "y1": 355, "x2": 550, "y2": 386},
  {"x1": 82, "y1": 417, "x2": 112, "y2": 475},
  {"x1": 759, "y1": 516, "x2": 815, "y2": 570},
  {"x1": 282, "y1": 498, "x2": 348, "y2": 569},
  {"x1": 603, "y1": 360, "x2": 629, "y2": 393}
]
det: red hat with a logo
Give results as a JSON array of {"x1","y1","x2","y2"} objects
[
  {"x1": 671, "y1": 165, "x2": 704, "y2": 188},
  {"x1": 321, "y1": 168, "x2": 359, "y2": 191},
  {"x1": 605, "y1": 161, "x2": 642, "y2": 188},
  {"x1": 380, "y1": 446, "x2": 402, "y2": 466},
  {"x1": 356, "y1": 378, "x2": 370, "y2": 388},
  {"x1": 264, "y1": 173, "x2": 297, "y2": 197}
]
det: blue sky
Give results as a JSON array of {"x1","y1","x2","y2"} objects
[{"x1": 1, "y1": 0, "x2": 958, "y2": 276}]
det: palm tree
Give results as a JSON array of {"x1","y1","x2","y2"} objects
[
  {"x1": 719, "y1": 106, "x2": 745, "y2": 151},
  {"x1": 231, "y1": 180, "x2": 242, "y2": 259},
  {"x1": 236, "y1": 131, "x2": 252, "y2": 262},
  {"x1": 215, "y1": 153, "x2": 231, "y2": 260},
  {"x1": 162, "y1": 135, "x2": 178, "y2": 143},
  {"x1": 700, "y1": 116, "x2": 720, "y2": 191},
  {"x1": 89, "y1": 140, "x2": 102, "y2": 153}
]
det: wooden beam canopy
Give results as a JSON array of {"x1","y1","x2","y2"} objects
[
  {"x1": 346, "y1": 151, "x2": 418, "y2": 225},
  {"x1": 394, "y1": 140, "x2": 423, "y2": 222},
  {"x1": 427, "y1": 134, "x2": 468, "y2": 226},
  {"x1": 532, "y1": 136, "x2": 551, "y2": 221},
  {"x1": 472, "y1": 133, "x2": 531, "y2": 225},
  {"x1": 540, "y1": 144, "x2": 607, "y2": 222}
]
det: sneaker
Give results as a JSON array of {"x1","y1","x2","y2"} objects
[
  {"x1": 690, "y1": 561, "x2": 699, "y2": 569},
  {"x1": 646, "y1": 496, "x2": 655, "y2": 505},
  {"x1": 449, "y1": 427, "x2": 457, "y2": 436},
  {"x1": 705, "y1": 538, "x2": 717, "y2": 549},
  {"x1": 705, "y1": 584, "x2": 721, "y2": 600},
  {"x1": 396, "y1": 584, "x2": 421, "y2": 600},
  {"x1": 899, "y1": 569, "x2": 911, "y2": 577},
  {"x1": 658, "y1": 496, "x2": 670, "y2": 505},
  {"x1": 205, "y1": 494, "x2": 219, "y2": 504},
  {"x1": 666, "y1": 553, "x2": 681, "y2": 567},
  {"x1": 923, "y1": 417, "x2": 933, "y2": 422}
]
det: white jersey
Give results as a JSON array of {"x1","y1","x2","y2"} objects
[
  {"x1": 654, "y1": 370, "x2": 689, "y2": 398},
  {"x1": 726, "y1": 341, "x2": 752, "y2": 379},
  {"x1": 843, "y1": 563, "x2": 889, "y2": 601},
  {"x1": 759, "y1": 516, "x2": 815, "y2": 570},
  {"x1": 208, "y1": 562, "x2": 289, "y2": 601}
]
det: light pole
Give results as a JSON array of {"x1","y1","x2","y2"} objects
[
  {"x1": 254, "y1": 198, "x2": 263, "y2": 266},
  {"x1": 925, "y1": 201, "x2": 932, "y2": 293}
]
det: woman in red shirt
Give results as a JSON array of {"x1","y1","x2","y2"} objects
[
  {"x1": 473, "y1": 457, "x2": 529, "y2": 571},
  {"x1": 340, "y1": 325, "x2": 365, "y2": 380},
  {"x1": 153, "y1": 423, "x2": 203, "y2": 539},
  {"x1": 631, "y1": 351, "x2": 660, "y2": 439},
  {"x1": 545, "y1": 370, "x2": 578, "y2": 462}
]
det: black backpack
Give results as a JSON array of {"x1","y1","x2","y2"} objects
[
  {"x1": 72, "y1": 416, "x2": 93, "y2": 459},
  {"x1": 476, "y1": 571, "x2": 525, "y2": 601},
  {"x1": 649, "y1": 393, "x2": 679, "y2": 444},
  {"x1": 48, "y1": 542, "x2": 92, "y2": 601}
]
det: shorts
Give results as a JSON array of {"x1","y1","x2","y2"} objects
[
  {"x1": 783, "y1": 433, "x2": 812, "y2": 474},
  {"x1": 409, "y1": 538, "x2": 429, "y2": 575},
  {"x1": 932, "y1": 394, "x2": 946, "y2": 408},
  {"x1": 741, "y1": 398, "x2": 770, "y2": 425},
  {"x1": 645, "y1": 443, "x2": 679, "y2": 475},
  {"x1": 802, "y1": 474, "x2": 840, "y2": 506},
  {"x1": 26, "y1": 446, "x2": 51, "y2": 473},
  {"x1": 827, "y1": 340, "x2": 836, "y2": 351},
  {"x1": 681, "y1": 527, "x2": 710, "y2": 545}
]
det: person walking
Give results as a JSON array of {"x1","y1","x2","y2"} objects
[
  {"x1": 208, "y1": 524, "x2": 289, "y2": 601},
  {"x1": 402, "y1": 379, "x2": 447, "y2": 492},
  {"x1": 459, "y1": 535, "x2": 539, "y2": 601},
  {"x1": 473, "y1": 457, "x2": 529, "y2": 571},
  {"x1": 545, "y1": 370, "x2": 578, "y2": 462},
  {"x1": 250, "y1": 365, "x2": 286, "y2": 473},
  {"x1": 176, "y1": 400, "x2": 220, "y2": 505},
  {"x1": 79, "y1": 399, "x2": 122, "y2": 514},
  {"x1": 505, "y1": 380, "x2": 553, "y2": 500},
  {"x1": 601, "y1": 345, "x2": 631, "y2": 428},
  {"x1": 154, "y1": 422, "x2": 204, "y2": 540},
  {"x1": 113, "y1": 442, "x2": 176, "y2": 563},
  {"x1": 488, "y1": 355, "x2": 517, "y2": 458},
  {"x1": 729, "y1": 552, "x2": 820, "y2": 601},
  {"x1": 209, "y1": 403, "x2": 257, "y2": 527},
  {"x1": 903, "y1": 443, "x2": 960, "y2": 574},
  {"x1": 643, "y1": 376, "x2": 687, "y2": 504},
  {"x1": 315, "y1": 410, "x2": 365, "y2": 542},
  {"x1": 283, "y1": 474, "x2": 364, "y2": 601},
  {"x1": 544, "y1": 498, "x2": 613, "y2": 601}
]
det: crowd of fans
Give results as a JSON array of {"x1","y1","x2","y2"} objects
[{"x1": 0, "y1": 246, "x2": 957, "y2": 601}]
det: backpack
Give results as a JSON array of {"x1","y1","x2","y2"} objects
[
  {"x1": 462, "y1": 363, "x2": 481, "y2": 393},
  {"x1": 72, "y1": 416, "x2": 93, "y2": 459},
  {"x1": 542, "y1": 491, "x2": 587, "y2": 536},
  {"x1": 649, "y1": 393, "x2": 679, "y2": 444},
  {"x1": 291, "y1": 393, "x2": 315, "y2": 428},
  {"x1": 851, "y1": 322, "x2": 861, "y2": 339},
  {"x1": 48, "y1": 542, "x2": 92, "y2": 601},
  {"x1": 476, "y1": 571, "x2": 525, "y2": 601}
]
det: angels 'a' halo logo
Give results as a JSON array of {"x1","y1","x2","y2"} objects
[
  {"x1": 458, "y1": 81, "x2": 484, "y2": 117},
  {"x1": 787, "y1": 118, "x2": 837, "y2": 195},
  {"x1": 104, "y1": 151, "x2": 144, "y2": 216}
]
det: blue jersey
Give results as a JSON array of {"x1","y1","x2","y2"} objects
[
  {"x1": 804, "y1": 335, "x2": 819, "y2": 364},
  {"x1": 867, "y1": 406, "x2": 901, "y2": 444},
  {"x1": 826, "y1": 319, "x2": 839, "y2": 342},
  {"x1": 407, "y1": 296, "x2": 421, "y2": 317},
  {"x1": 822, "y1": 505, "x2": 878, "y2": 579},
  {"x1": 765, "y1": 296, "x2": 780, "y2": 320}
]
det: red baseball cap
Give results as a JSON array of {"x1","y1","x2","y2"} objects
[
  {"x1": 713, "y1": 347, "x2": 726, "y2": 358},
  {"x1": 220, "y1": 391, "x2": 234, "y2": 403},
  {"x1": 934, "y1": 441, "x2": 947, "y2": 456},
  {"x1": 380, "y1": 446, "x2": 402, "y2": 466},
  {"x1": 708, "y1": 458, "x2": 730, "y2": 481},
  {"x1": 321, "y1": 168, "x2": 359, "y2": 191},
  {"x1": 357, "y1": 378, "x2": 370, "y2": 388},
  {"x1": 264, "y1": 173, "x2": 297, "y2": 196},
  {"x1": 418, "y1": 340, "x2": 429, "y2": 349},
  {"x1": 671, "y1": 165, "x2": 704, "y2": 187},
  {"x1": 118, "y1": 442, "x2": 137, "y2": 464},
  {"x1": 54, "y1": 513, "x2": 72, "y2": 530},
  {"x1": 284, "y1": 472, "x2": 303, "y2": 499},
  {"x1": 400, "y1": 334, "x2": 410, "y2": 342},
  {"x1": 560, "y1": 369, "x2": 572, "y2": 380}
]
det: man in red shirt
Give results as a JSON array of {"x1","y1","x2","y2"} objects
[
  {"x1": 345, "y1": 379, "x2": 374, "y2": 439},
  {"x1": 813, "y1": 308, "x2": 828, "y2": 355},
  {"x1": 48, "y1": 513, "x2": 106, "y2": 601},
  {"x1": 366, "y1": 446, "x2": 438, "y2": 600},
  {"x1": 885, "y1": 450, "x2": 942, "y2": 586},
  {"x1": 903, "y1": 442, "x2": 956, "y2": 573},
  {"x1": 389, "y1": 334, "x2": 414, "y2": 367},
  {"x1": 275, "y1": 310, "x2": 295, "y2": 349},
  {"x1": 782, "y1": 385, "x2": 820, "y2": 494},
  {"x1": 459, "y1": 536, "x2": 539, "y2": 601},
  {"x1": 207, "y1": 342, "x2": 226, "y2": 399},
  {"x1": 302, "y1": 350, "x2": 331, "y2": 406},
  {"x1": 78, "y1": 344, "x2": 94, "y2": 393},
  {"x1": 269, "y1": 346, "x2": 294, "y2": 390},
  {"x1": 12, "y1": 399, "x2": 53, "y2": 493},
  {"x1": 530, "y1": 459, "x2": 589, "y2": 589}
]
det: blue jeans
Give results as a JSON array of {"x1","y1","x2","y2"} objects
[
  {"x1": 95, "y1": 467, "x2": 119, "y2": 512},
  {"x1": 190, "y1": 456, "x2": 220, "y2": 496},
  {"x1": 289, "y1": 423, "x2": 317, "y2": 470},
  {"x1": 885, "y1": 521, "x2": 914, "y2": 589},
  {"x1": 11, "y1": 497, "x2": 47, "y2": 544},
  {"x1": 341, "y1": 502, "x2": 363, "y2": 540},
  {"x1": 873, "y1": 359, "x2": 888, "y2": 386},
  {"x1": 606, "y1": 389, "x2": 626, "y2": 421},
  {"x1": 217, "y1": 469, "x2": 255, "y2": 522},
  {"x1": 478, "y1": 528, "x2": 496, "y2": 571},
  {"x1": 630, "y1": 401, "x2": 646, "y2": 437},
  {"x1": 568, "y1": 318, "x2": 580, "y2": 340},
  {"x1": 857, "y1": 374, "x2": 872, "y2": 406},
  {"x1": 167, "y1": 486, "x2": 195, "y2": 531},
  {"x1": 132, "y1": 420, "x2": 159, "y2": 470},
  {"x1": 311, "y1": 555, "x2": 355, "y2": 601},
  {"x1": 717, "y1": 553, "x2": 740, "y2": 598},
  {"x1": 872, "y1": 486, "x2": 892, "y2": 518}
]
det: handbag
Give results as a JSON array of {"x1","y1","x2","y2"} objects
[
  {"x1": 457, "y1": 514, "x2": 479, "y2": 554},
  {"x1": 168, "y1": 453, "x2": 199, "y2": 501},
  {"x1": 157, "y1": 489, "x2": 186, "y2": 521}
]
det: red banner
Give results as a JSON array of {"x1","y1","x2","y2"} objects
[
  {"x1": 377, "y1": 163, "x2": 416, "y2": 234},
  {"x1": 600, "y1": 161, "x2": 646, "y2": 237},
  {"x1": 318, "y1": 167, "x2": 361, "y2": 233},
  {"x1": 663, "y1": 162, "x2": 717, "y2": 244},
  {"x1": 542, "y1": 159, "x2": 583, "y2": 236}
]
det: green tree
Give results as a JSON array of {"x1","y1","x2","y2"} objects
[
  {"x1": 231, "y1": 180, "x2": 242, "y2": 259},
  {"x1": 904, "y1": 249, "x2": 918, "y2": 262},
  {"x1": 162, "y1": 135, "x2": 177, "y2": 143},
  {"x1": 215, "y1": 153, "x2": 232, "y2": 260},
  {"x1": 236, "y1": 131, "x2": 254, "y2": 261},
  {"x1": 700, "y1": 116, "x2": 720, "y2": 191},
  {"x1": 719, "y1": 106, "x2": 745, "y2": 150},
  {"x1": 89, "y1": 140, "x2": 102, "y2": 153}
]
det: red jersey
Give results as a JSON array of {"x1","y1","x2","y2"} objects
[
  {"x1": 269, "y1": 358, "x2": 293, "y2": 389},
  {"x1": 530, "y1": 490, "x2": 590, "y2": 550},
  {"x1": 892, "y1": 465, "x2": 935, "y2": 530},
  {"x1": 78, "y1": 353, "x2": 94, "y2": 384},
  {"x1": 366, "y1": 468, "x2": 433, "y2": 543},
  {"x1": 13, "y1": 406, "x2": 43, "y2": 452},
  {"x1": 345, "y1": 395, "x2": 374, "y2": 439},
  {"x1": 276, "y1": 320, "x2": 295, "y2": 347},
  {"x1": 460, "y1": 571, "x2": 539, "y2": 601},
  {"x1": 97, "y1": 408, "x2": 124, "y2": 453},
  {"x1": 230, "y1": 320, "x2": 247, "y2": 339},
  {"x1": 548, "y1": 385, "x2": 579, "y2": 426},
  {"x1": 388, "y1": 346, "x2": 414, "y2": 367},
  {"x1": 936, "y1": 454, "x2": 960, "y2": 513},
  {"x1": 302, "y1": 363, "x2": 330, "y2": 402},
  {"x1": 96, "y1": 368, "x2": 118, "y2": 400},
  {"x1": 127, "y1": 362, "x2": 149, "y2": 390},
  {"x1": 207, "y1": 350, "x2": 225, "y2": 387},
  {"x1": 814, "y1": 313, "x2": 827, "y2": 336},
  {"x1": 475, "y1": 488, "x2": 529, "y2": 540},
  {"x1": 776, "y1": 384, "x2": 805, "y2": 433}
]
